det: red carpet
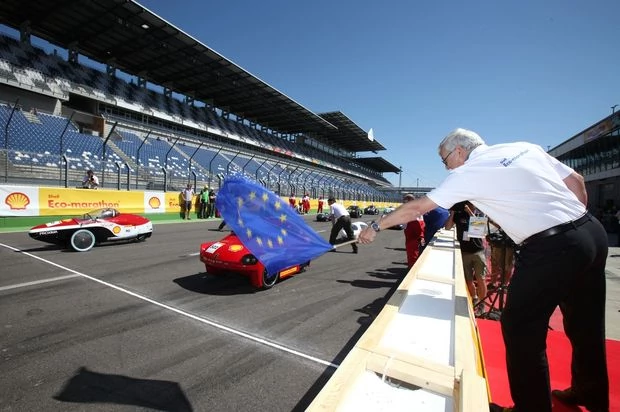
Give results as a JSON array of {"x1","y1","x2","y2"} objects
[{"x1": 478, "y1": 318, "x2": 620, "y2": 411}]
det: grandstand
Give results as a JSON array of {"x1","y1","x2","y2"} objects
[{"x1": 0, "y1": 1, "x2": 402, "y2": 202}]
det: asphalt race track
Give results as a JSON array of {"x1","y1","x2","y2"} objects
[{"x1": 0, "y1": 216, "x2": 411, "y2": 412}]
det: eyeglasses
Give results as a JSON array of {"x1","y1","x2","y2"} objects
[{"x1": 441, "y1": 149, "x2": 456, "y2": 165}]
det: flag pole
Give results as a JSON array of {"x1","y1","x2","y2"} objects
[{"x1": 332, "y1": 239, "x2": 359, "y2": 249}]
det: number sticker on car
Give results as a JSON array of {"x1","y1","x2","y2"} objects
[{"x1": 205, "y1": 242, "x2": 224, "y2": 254}]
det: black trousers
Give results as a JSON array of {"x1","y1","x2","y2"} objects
[
  {"x1": 206, "y1": 203, "x2": 215, "y2": 218},
  {"x1": 501, "y1": 216, "x2": 609, "y2": 411},
  {"x1": 329, "y1": 215, "x2": 357, "y2": 252}
]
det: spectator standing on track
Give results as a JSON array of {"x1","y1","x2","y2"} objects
[
  {"x1": 182, "y1": 184, "x2": 194, "y2": 220},
  {"x1": 358, "y1": 128, "x2": 609, "y2": 412},
  {"x1": 198, "y1": 187, "x2": 208, "y2": 219},
  {"x1": 207, "y1": 188, "x2": 216, "y2": 218}
]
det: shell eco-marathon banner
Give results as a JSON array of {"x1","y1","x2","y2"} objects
[
  {"x1": 1, "y1": 184, "x2": 397, "y2": 217},
  {"x1": 0, "y1": 184, "x2": 179, "y2": 217}
]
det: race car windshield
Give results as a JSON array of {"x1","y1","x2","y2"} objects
[{"x1": 84, "y1": 208, "x2": 118, "y2": 219}]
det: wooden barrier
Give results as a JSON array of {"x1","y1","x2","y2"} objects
[{"x1": 308, "y1": 229, "x2": 489, "y2": 411}]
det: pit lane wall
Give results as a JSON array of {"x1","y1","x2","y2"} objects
[
  {"x1": 0, "y1": 184, "x2": 393, "y2": 218},
  {"x1": 307, "y1": 229, "x2": 490, "y2": 412}
]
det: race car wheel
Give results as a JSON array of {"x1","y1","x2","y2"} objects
[
  {"x1": 70, "y1": 229, "x2": 96, "y2": 252},
  {"x1": 135, "y1": 234, "x2": 147, "y2": 242},
  {"x1": 262, "y1": 269, "x2": 279, "y2": 289}
]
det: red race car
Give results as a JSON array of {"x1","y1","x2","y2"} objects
[
  {"x1": 29, "y1": 208, "x2": 153, "y2": 252},
  {"x1": 200, "y1": 231, "x2": 309, "y2": 289}
]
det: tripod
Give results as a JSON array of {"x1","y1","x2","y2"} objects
[{"x1": 476, "y1": 235, "x2": 513, "y2": 320}]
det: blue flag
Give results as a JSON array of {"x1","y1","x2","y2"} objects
[{"x1": 215, "y1": 176, "x2": 334, "y2": 274}]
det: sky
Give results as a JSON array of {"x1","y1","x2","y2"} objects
[{"x1": 9, "y1": 1, "x2": 620, "y2": 188}]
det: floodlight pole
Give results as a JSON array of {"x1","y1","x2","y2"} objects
[
  {"x1": 58, "y1": 111, "x2": 74, "y2": 184},
  {"x1": 208, "y1": 146, "x2": 223, "y2": 188},
  {"x1": 135, "y1": 131, "x2": 151, "y2": 189},
  {"x1": 255, "y1": 157, "x2": 269, "y2": 183},
  {"x1": 241, "y1": 153, "x2": 256, "y2": 175},
  {"x1": 3, "y1": 98, "x2": 19, "y2": 182},
  {"x1": 225, "y1": 150, "x2": 240, "y2": 176},
  {"x1": 101, "y1": 121, "x2": 118, "y2": 189},
  {"x1": 164, "y1": 135, "x2": 180, "y2": 191},
  {"x1": 188, "y1": 142, "x2": 203, "y2": 183}
]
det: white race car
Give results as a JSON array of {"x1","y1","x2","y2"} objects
[
  {"x1": 337, "y1": 221, "x2": 368, "y2": 240},
  {"x1": 29, "y1": 208, "x2": 153, "y2": 252}
]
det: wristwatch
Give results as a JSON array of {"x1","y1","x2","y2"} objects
[{"x1": 370, "y1": 220, "x2": 381, "y2": 232}]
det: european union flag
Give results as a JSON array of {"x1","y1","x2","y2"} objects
[{"x1": 215, "y1": 176, "x2": 333, "y2": 274}]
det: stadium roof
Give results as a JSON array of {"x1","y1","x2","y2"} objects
[
  {"x1": 317, "y1": 111, "x2": 386, "y2": 152},
  {"x1": 0, "y1": 0, "x2": 338, "y2": 134},
  {"x1": 354, "y1": 157, "x2": 400, "y2": 173}
]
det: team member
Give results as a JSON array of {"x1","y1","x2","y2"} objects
[
  {"x1": 402, "y1": 194, "x2": 425, "y2": 268},
  {"x1": 358, "y1": 128, "x2": 608, "y2": 412},
  {"x1": 328, "y1": 197, "x2": 358, "y2": 254}
]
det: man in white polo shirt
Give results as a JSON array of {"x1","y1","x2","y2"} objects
[
  {"x1": 359, "y1": 128, "x2": 608, "y2": 412},
  {"x1": 328, "y1": 197, "x2": 358, "y2": 254}
]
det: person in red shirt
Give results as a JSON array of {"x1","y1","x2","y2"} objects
[
  {"x1": 317, "y1": 196, "x2": 324, "y2": 214},
  {"x1": 288, "y1": 193, "x2": 296, "y2": 209},
  {"x1": 402, "y1": 194, "x2": 425, "y2": 268}
]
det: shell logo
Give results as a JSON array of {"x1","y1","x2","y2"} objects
[
  {"x1": 229, "y1": 244, "x2": 244, "y2": 252},
  {"x1": 148, "y1": 196, "x2": 161, "y2": 209},
  {"x1": 5, "y1": 192, "x2": 30, "y2": 210},
  {"x1": 112, "y1": 226, "x2": 121, "y2": 235}
]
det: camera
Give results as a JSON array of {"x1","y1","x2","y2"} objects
[{"x1": 487, "y1": 230, "x2": 515, "y2": 246}]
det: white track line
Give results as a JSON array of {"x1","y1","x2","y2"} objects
[
  {"x1": 0, "y1": 274, "x2": 81, "y2": 291},
  {"x1": 0, "y1": 242, "x2": 338, "y2": 369}
]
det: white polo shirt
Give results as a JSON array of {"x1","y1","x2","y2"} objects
[
  {"x1": 330, "y1": 202, "x2": 349, "y2": 219},
  {"x1": 427, "y1": 142, "x2": 586, "y2": 244}
]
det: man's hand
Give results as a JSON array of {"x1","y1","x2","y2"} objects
[{"x1": 358, "y1": 226, "x2": 376, "y2": 244}]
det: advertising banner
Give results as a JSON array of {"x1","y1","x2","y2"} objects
[
  {"x1": 144, "y1": 191, "x2": 166, "y2": 213},
  {"x1": 0, "y1": 185, "x2": 40, "y2": 216},
  {"x1": 39, "y1": 188, "x2": 144, "y2": 216}
]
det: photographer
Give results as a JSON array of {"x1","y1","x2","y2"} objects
[{"x1": 81, "y1": 170, "x2": 99, "y2": 189}]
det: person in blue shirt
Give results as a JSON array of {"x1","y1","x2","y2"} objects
[{"x1": 422, "y1": 206, "x2": 450, "y2": 249}]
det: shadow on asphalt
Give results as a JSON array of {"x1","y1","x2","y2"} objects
[
  {"x1": 54, "y1": 367, "x2": 193, "y2": 411},
  {"x1": 173, "y1": 272, "x2": 258, "y2": 295}
]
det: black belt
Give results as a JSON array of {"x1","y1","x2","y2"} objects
[{"x1": 520, "y1": 212, "x2": 592, "y2": 247}]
